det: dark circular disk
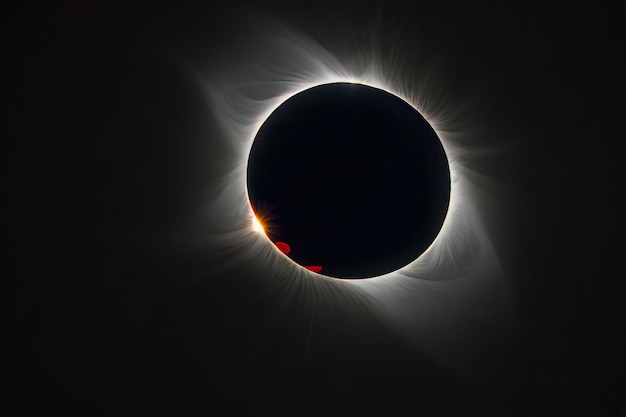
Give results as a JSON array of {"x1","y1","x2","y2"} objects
[{"x1": 247, "y1": 82, "x2": 450, "y2": 278}]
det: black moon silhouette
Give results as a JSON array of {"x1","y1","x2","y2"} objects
[{"x1": 247, "y1": 82, "x2": 450, "y2": 278}]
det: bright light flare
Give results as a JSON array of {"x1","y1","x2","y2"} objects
[{"x1": 252, "y1": 216, "x2": 265, "y2": 234}]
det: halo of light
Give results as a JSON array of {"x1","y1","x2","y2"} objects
[{"x1": 188, "y1": 8, "x2": 511, "y2": 375}]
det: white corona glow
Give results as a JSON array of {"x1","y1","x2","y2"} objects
[{"x1": 190, "y1": 9, "x2": 511, "y2": 376}]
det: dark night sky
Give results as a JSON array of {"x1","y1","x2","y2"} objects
[{"x1": 8, "y1": 1, "x2": 626, "y2": 416}]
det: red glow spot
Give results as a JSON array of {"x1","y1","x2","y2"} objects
[
  {"x1": 275, "y1": 241, "x2": 291, "y2": 254},
  {"x1": 304, "y1": 266, "x2": 323, "y2": 273}
]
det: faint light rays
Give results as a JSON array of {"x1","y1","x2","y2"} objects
[{"x1": 192, "y1": 8, "x2": 510, "y2": 374}]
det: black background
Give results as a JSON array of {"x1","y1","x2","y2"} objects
[{"x1": 8, "y1": 1, "x2": 626, "y2": 416}]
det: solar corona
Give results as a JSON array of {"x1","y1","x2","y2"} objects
[{"x1": 203, "y1": 10, "x2": 506, "y2": 371}]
